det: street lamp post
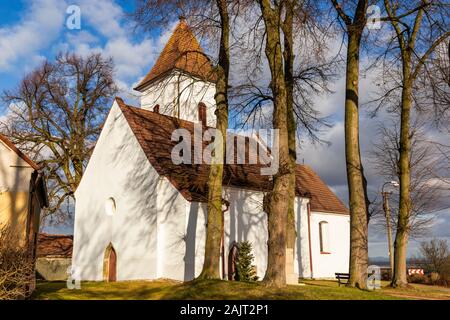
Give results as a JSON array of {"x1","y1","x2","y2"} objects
[{"x1": 382, "y1": 181, "x2": 399, "y2": 279}]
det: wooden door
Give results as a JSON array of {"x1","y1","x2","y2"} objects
[
  {"x1": 108, "y1": 248, "x2": 117, "y2": 282},
  {"x1": 228, "y1": 243, "x2": 239, "y2": 280}
]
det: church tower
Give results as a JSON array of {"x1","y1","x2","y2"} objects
[{"x1": 134, "y1": 18, "x2": 217, "y2": 127}]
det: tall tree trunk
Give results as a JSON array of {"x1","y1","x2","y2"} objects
[
  {"x1": 198, "y1": 0, "x2": 229, "y2": 279},
  {"x1": 391, "y1": 61, "x2": 412, "y2": 288},
  {"x1": 258, "y1": 0, "x2": 291, "y2": 288},
  {"x1": 345, "y1": 30, "x2": 369, "y2": 289},
  {"x1": 282, "y1": 0, "x2": 297, "y2": 268}
]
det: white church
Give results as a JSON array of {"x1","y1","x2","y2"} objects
[{"x1": 72, "y1": 20, "x2": 350, "y2": 283}]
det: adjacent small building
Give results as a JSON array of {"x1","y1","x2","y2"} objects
[{"x1": 0, "y1": 134, "x2": 48, "y2": 256}]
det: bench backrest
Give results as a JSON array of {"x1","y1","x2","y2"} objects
[{"x1": 335, "y1": 273, "x2": 350, "y2": 278}]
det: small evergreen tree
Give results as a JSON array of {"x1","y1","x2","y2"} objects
[{"x1": 236, "y1": 241, "x2": 258, "y2": 281}]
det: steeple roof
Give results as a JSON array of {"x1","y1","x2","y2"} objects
[{"x1": 134, "y1": 19, "x2": 216, "y2": 91}]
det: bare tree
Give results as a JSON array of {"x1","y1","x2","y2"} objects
[
  {"x1": 282, "y1": 0, "x2": 338, "y2": 284},
  {"x1": 256, "y1": 0, "x2": 293, "y2": 287},
  {"x1": 230, "y1": 1, "x2": 336, "y2": 138},
  {"x1": 378, "y1": 0, "x2": 449, "y2": 287},
  {"x1": 199, "y1": 0, "x2": 231, "y2": 280},
  {"x1": 0, "y1": 53, "x2": 117, "y2": 224},
  {"x1": 370, "y1": 120, "x2": 448, "y2": 241},
  {"x1": 330, "y1": 0, "x2": 371, "y2": 289},
  {"x1": 226, "y1": 1, "x2": 337, "y2": 284},
  {"x1": 419, "y1": 239, "x2": 449, "y2": 275},
  {"x1": 0, "y1": 226, "x2": 35, "y2": 300}
]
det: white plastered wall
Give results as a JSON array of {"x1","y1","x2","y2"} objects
[
  {"x1": 155, "y1": 177, "x2": 197, "y2": 281},
  {"x1": 139, "y1": 70, "x2": 216, "y2": 127},
  {"x1": 73, "y1": 101, "x2": 161, "y2": 281},
  {"x1": 223, "y1": 187, "x2": 268, "y2": 280},
  {"x1": 0, "y1": 141, "x2": 33, "y2": 193},
  {"x1": 167, "y1": 188, "x2": 313, "y2": 282},
  {"x1": 309, "y1": 212, "x2": 350, "y2": 278}
]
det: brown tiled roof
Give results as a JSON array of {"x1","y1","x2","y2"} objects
[
  {"x1": 116, "y1": 98, "x2": 348, "y2": 215},
  {"x1": 134, "y1": 19, "x2": 216, "y2": 91},
  {"x1": 0, "y1": 134, "x2": 40, "y2": 170},
  {"x1": 37, "y1": 233, "x2": 73, "y2": 258},
  {"x1": 294, "y1": 166, "x2": 348, "y2": 214}
]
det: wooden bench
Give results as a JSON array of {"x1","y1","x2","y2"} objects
[{"x1": 335, "y1": 273, "x2": 350, "y2": 286}]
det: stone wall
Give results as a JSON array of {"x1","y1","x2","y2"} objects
[{"x1": 36, "y1": 257, "x2": 71, "y2": 281}]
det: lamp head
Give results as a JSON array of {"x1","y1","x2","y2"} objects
[{"x1": 390, "y1": 181, "x2": 400, "y2": 187}]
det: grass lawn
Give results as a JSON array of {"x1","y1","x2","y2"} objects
[{"x1": 31, "y1": 279, "x2": 449, "y2": 300}]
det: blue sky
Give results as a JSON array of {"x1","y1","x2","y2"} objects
[
  {"x1": 0, "y1": 0, "x2": 449, "y2": 259},
  {"x1": 0, "y1": 0, "x2": 169, "y2": 113}
]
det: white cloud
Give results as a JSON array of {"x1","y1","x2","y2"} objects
[
  {"x1": 0, "y1": 0, "x2": 164, "y2": 102},
  {"x1": 0, "y1": 0, "x2": 67, "y2": 72},
  {"x1": 76, "y1": 0, "x2": 125, "y2": 38},
  {"x1": 54, "y1": 0, "x2": 166, "y2": 100}
]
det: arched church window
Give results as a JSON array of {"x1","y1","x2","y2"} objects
[
  {"x1": 105, "y1": 197, "x2": 116, "y2": 216},
  {"x1": 198, "y1": 102, "x2": 207, "y2": 126},
  {"x1": 319, "y1": 221, "x2": 330, "y2": 254}
]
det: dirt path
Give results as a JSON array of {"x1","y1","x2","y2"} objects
[{"x1": 385, "y1": 292, "x2": 450, "y2": 300}]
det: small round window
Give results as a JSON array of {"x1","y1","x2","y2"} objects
[{"x1": 105, "y1": 198, "x2": 116, "y2": 216}]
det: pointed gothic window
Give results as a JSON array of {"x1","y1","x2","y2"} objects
[
  {"x1": 198, "y1": 102, "x2": 207, "y2": 126},
  {"x1": 105, "y1": 198, "x2": 116, "y2": 216}
]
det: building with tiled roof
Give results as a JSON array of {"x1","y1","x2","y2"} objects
[
  {"x1": 0, "y1": 134, "x2": 48, "y2": 250},
  {"x1": 36, "y1": 234, "x2": 73, "y2": 281},
  {"x1": 72, "y1": 19, "x2": 349, "y2": 283}
]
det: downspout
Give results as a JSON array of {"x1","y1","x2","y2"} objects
[{"x1": 307, "y1": 202, "x2": 314, "y2": 278}]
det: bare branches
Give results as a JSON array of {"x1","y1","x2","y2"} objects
[
  {"x1": 231, "y1": 1, "x2": 338, "y2": 144},
  {"x1": 412, "y1": 31, "x2": 450, "y2": 81},
  {"x1": 330, "y1": 0, "x2": 353, "y2": 25},
  {"x1": 371, "y1": 1, "x2": 450, "y2": 126},
  {"x1": 0, "y1": 225, "x2": 34, "y2": 300},
  {"x1": 370, "y1": 120, "x2": 448, "y2": 238},
  {"x1": 419, "y1": 239, "x2": 450, "y2": 275},
  {"x1": 0, "y1": 53, "x2": 118, "y2": 223}
]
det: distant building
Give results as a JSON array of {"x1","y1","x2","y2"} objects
[{"x1": 36, "y1": 233, "x2": 73, "y2": 281}]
